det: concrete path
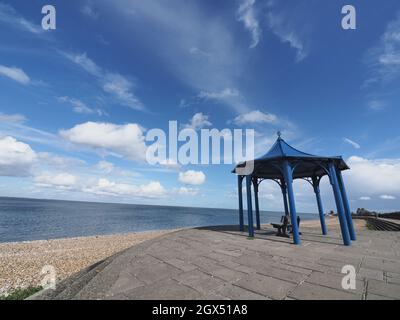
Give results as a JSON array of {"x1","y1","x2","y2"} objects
[{"x1": 33, "y1": 225, "x2": 400, "y2": 300}]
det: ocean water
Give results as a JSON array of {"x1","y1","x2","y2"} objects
[{"x1": 0, "y1": 197, "x2": 319, "y2": 243}]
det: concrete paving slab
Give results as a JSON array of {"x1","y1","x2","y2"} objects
[
  {"x1": 305, "y1": 271, "x2": 364, "y2": 295},
  {"x1": 214, "y1": 284, "x2": 270, "y2": 300},
  {"x1": 367, "y1": 279, "x2": 400, "y2": 299},
  {"x1": 366, "y1": 293, "x2": 395, "y2": 300},
  {"x1": 123, "y1": 279, "x2": 203, "y2": 300},
  {"x1": 234, "y1": 273, "x2": 296, "y2": 300},
  {"x1": 358, "y1": 268, "x2": 384, "y2": 281},
  {"x1": 288, "y1": 282, "x2": 360, "y2": 300}
]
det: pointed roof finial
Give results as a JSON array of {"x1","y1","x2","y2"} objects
[{"x1": 277, "y1": 131, "x2": 282, "y2": 139}]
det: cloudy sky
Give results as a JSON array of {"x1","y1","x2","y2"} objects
[{"x1": 0, "y1": 0, "x2": 400, "y2": 213}]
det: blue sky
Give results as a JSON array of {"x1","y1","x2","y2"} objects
[{"x1": 0, "y1": 0, "x2": 400, "y2": 213}]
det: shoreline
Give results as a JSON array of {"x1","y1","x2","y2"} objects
[
  {"x1": 0, "y1": 228, "x2": 182, "y2": 246},
  {"x1": 0, "y1": 216, "x2": 324, "y2": 245}
]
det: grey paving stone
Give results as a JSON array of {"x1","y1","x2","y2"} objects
[
  {"x1": 358, "y1": 268, "x2": 384, "y2": 281},
  {"x1": 281, "y1": 257, "x2": 331, "y2": 273},
  {"x1": 173, "y1": 270, "x2": 225, "y2": 293},
  {"x1": 382, "y1": 260, "x2": 400, "y2": 273},
  {"x1": 305, "y1": 271, "x2": 364, "y2": 295},
  {"x1": 189, "y1": 256, "x2": 221, "y2": 271},
  {"x1": 108, "y1": 271, "x2": 145, "y2": 296},
  {"x1": 387, "y1": 277, "x2": 400, "y2": 285},
  {"x1": 387, "y1": 271, "x2": 400, "y2": 279},
  {"x1": 232, "y1": 264, "x2": 257, "y2": 275},
  {"x1": 243, "y1": 265, "x2": 298, "y2": 285},
  {"x1": 207, "y1": 267, "x2": 247, "y2": 282},
  {"x1": 366, "y1": 293, "x2": 394, "y2": 300},
  {"x1": 131, "y1": 261, "x2": 183, "y2": 285},
  {"x1": 207, "y1": 252, "x2": 233, "y2": 262},
  {"x1": 214, "y1": 283, "x2": 270, "y2": 300},
  {"x1": 164, "y1": 258, "x2": 198, "y2": 272},
  {"x1": 318, "y1": 257, "x2": 361, "y2": 270},
  {"x1": 362, "y1": 257, "x2": 385, "y2": 271},
  {"x1": 214, "y1": 249, "x2": 243, "y2": 257},
  {"x1": 288, "y1": 282, "x2": 360, "y2": 300},
  {"x1": 273, "y1": 262, "x2": 313, "y2": 276},
  {"x1": 216, "y1": 260, "x2": 241, "y2": 269},
  {"x1": 124, "y1": 279, "x2": 203, "y2": 300},
  {"x1": 367, "y1": 279, "x2": 400, "y2": 299},
  {"x1": 173, "y1": 269, "x2": 211, "y2": 284},
  {"x1": 234, "y1": 273, "x2": 296, "y2": 300}
]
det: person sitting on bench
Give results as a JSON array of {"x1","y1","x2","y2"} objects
[{"x1": 271, "y1": 215, "x2": 290, "y2": 237}]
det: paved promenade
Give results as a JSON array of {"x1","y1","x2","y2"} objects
[{"x1": 33, "y1": 223, "x2": 400, "y2": 300}]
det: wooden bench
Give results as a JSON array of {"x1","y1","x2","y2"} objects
[
  {"x1": 271, "y1": 216, "x2": 302, "y2": 237},
  {"x1": 271, "y1": 215, "x2": 290, "y2": 238}
]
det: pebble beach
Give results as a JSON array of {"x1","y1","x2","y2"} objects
[{"x1": 0, "y1": 230, "x2": 175, "y2": 296}]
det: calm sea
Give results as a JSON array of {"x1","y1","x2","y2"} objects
[{"x1": 0, "y1": 197, "x2": 319, "y2": 243}]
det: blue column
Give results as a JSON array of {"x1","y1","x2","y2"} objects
[
  {"x1": 282, "y1": 161, "x2": 301, "y2": 245},
  {"x1": 238, "y1": 175, "x2": 244, "y2": 232},
  {"x1": 312, "y1": 178, "x2": 328, "y2": 236},
  {"x1": 336, "y1": 170, "x2": 356, "y2": 241},
  {"x1": 253, "y1": 178, "x2": 261, "y2": 230},
  {"x1": 280, "y1": 180, "x2": 290, "y2": 216},
  {"x1": 246, "y1": 175, "x2": 254, "y2": 237},
  {"x1": 328, "y1": 162, "x2": 351, "y2": 246}
]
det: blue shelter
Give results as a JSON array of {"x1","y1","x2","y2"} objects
[{"x1": 233, "y1": 133, "x2": 356, "y2": 246}]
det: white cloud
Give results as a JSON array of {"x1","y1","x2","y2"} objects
[
  {"x1": 174, "y1": 187, "x2": 200, "y2": 196},
  {"x1": 366, "y1": 12, "x2": 400, "y2": 83},
  {"x1": 159, "y1": 158, "x2": 181, "y2": 171},
  {"x1": 0, "y1": 3, "x2": 42, "y2": 34},
  {"x1": 265, "y1": 3, "x2": 307, "y2": 61},
  {"x1": 179, "y1": 99, "x2": 191, "y2": 108},
  {"x1": 37, "y1": 152, "x2": 86, "y2": 169},
  {"x1": 94, "y1": 160, "x2": 140, "y2": 177},
  {"x1": 96, "y1": 160, "x2": 115, "y2": 174},
  {"x1": 189, "y1": 47, "x2": 211, "y2": 57},
  {"x1": 62, "y1": 52, "x2": 102, "y2": 77},
  {"x1": 237, "y1": 0, "x2": 261, "y2": 48},
  {"x1": 0, "y1": 136, "x2": 37, "y2": 176},
  {"x1": 62, "y1": 52, "x2": 144, "y2": 111},
  {"x1": 234, "y1": 110, "x2": 277, "y2": 125},
  {"x1": 60, "y1": 122, "x2": 147, "y2": 161},
  {"x1": 184, "y1": 113, "x2": 212, "y2": 130},
  {"x1": 344, "y1": 138, "x2": 361, "y2": 149},
  {"x1": 0, "y1": 113, "x2": 26, "y2": 124},
  {"x1": 0, "y1": 65, "x2": 30, "y2": 85},
  {"x1": 81, "y1": 3, "x2": 99, "y2": 19},
  {"x1": 378, "y1": 15, "x2": 400, "y2": 68},
  {"x1": 58, "y1": 96, "x2": 102, "y2": 115},
  {"x1": 102, "y1": 73, "x2": 144, "y2": 111},
  {"x1": 34, "y1": 173, "x2": 78, "y2": 189},
  {"x1": 345, "y1": 156, "x2": 400, "y2": 197},
  {"x1": 360, "y1": 196, "x2": 371, "y2": 201},
  {"x1": 83, "y1": 178, "x2": 166, "y2": 198},
  {"x1": 368, "y1": 100, "x2": 386, "y2": 111},
  {"x1": 179, "y1": 170, "x2": 206, "y2": 185},
  {"x1": 0, "y1": 115, "x2": 62, "y2": 149},
  {"x1": 198, "y1": 88, "x2": 240, "y2": 101},
  {"x1": 380, "y1": 195, "x2": 396, "y2": 200},
  {"x1": 197, "y1": 88, "x2": 249, "y2": 113}
]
